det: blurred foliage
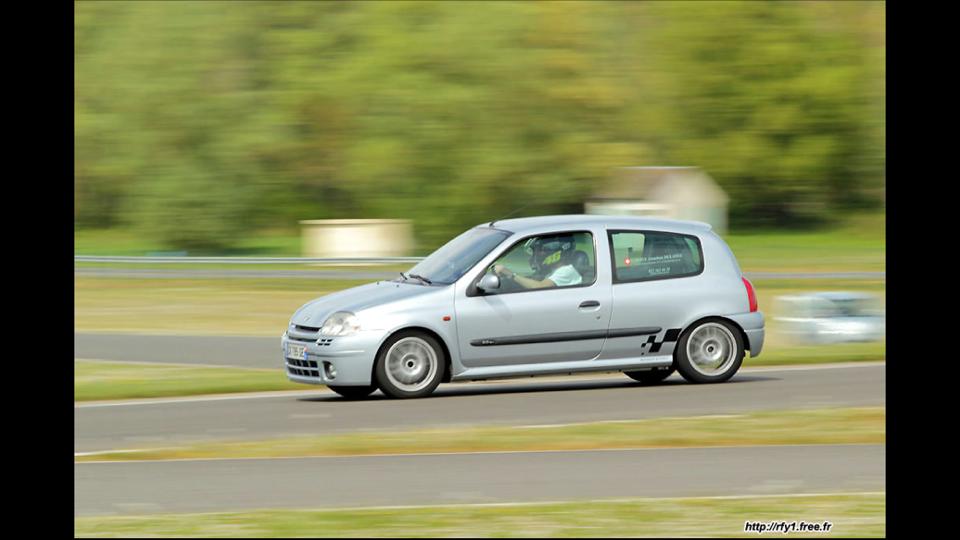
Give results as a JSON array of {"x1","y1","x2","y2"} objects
[{"x1": 75, "y1": 1, "x2": 884, "y2": 252}]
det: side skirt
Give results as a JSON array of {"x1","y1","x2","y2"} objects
[{"x1": 450, "y1": 355, "x2": 674, "y2": 382}]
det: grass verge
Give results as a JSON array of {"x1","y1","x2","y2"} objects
[
  {"x1": 74, "y1": 492, "x2": 885, "y2": 537},
  {"x1": 75, "y1": 360, "x2": 304, "y2": 401},
  {"x1": 76, "y1": 406, "x2": 884, "y2": 461},
  {"x1": 724, "y1": 211, "x2": 884, "y2": 272},
  {"x1": 74, "y1": 277, "x2": 368, "y2": 335},
  {"x1": 745, "y1": 341, "x2": 884, "y2": 367}
]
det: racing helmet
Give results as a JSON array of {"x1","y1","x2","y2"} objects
[{"x1": 525, "y1": 234, "x2": 576, "y2": 274}]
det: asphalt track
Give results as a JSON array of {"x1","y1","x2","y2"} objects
[
  {"x1": 75, "y1": 362, "x2": 884, "y2": 453},
  {"x1": 74, "y1": 334, "x2": 886, "y2": 517},
  {"x1": 76, "y1": 332, "x2": 281, "y2": 368},
  {"x1": 75, "y1": 444, "x2": 884, "y2": 516}
]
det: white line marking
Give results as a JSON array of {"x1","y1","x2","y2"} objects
[
  {"x1": 75, "y1": 389, "x2": 331, "y2": 408},
  {"x1": 75, "y1": 358, "x2": 271, "y2": 370},
  {"x1": 74, "y1": 361, "x2": 883, "y2": 409},
  {"x1": 74, "y1": 442, "x2": 883, "y2": 464}
]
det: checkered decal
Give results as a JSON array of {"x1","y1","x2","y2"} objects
[{"x1": 640, "y1": 328, "x2": 682, "y2": 353}]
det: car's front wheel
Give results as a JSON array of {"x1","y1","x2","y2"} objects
[
  {"x1": 327, "y1": 385, "x2": 376, "y2": 399},
  {"x1": 624, "y1": 367, "x2": 675, "y2": 385},
  {"x1": 374, "y1": 331, "x2": 446, "y2": 399},
  {"x1": 675, "y1": 319, "x2": 744, "y2": 384}
]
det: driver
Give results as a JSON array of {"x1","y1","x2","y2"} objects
[{"x1": 493, "y1": 235, "x2": 582, "y2": 289}]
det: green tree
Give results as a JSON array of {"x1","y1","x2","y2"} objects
[
  {"x1": 75, "y1": 1, "x2": 884, "y2": 251},
  {"x1": 637, "y1": 1, "x2": 884, "y2": 226}
]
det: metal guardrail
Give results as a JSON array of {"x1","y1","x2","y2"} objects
[
  {"x1": 75, "y1": 256, "x2": 885, "y2": 281},
  {"x1": 75, "y1": 256, "x2": 425, "y2": 264}
]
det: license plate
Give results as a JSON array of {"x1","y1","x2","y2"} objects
[{"x1": 287, "y1": 343, "x2": 307, "y2": 360}]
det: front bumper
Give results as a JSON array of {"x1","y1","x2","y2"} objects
[{"x1": 281, "y1": 328, "x2": 385, "y2": 386}]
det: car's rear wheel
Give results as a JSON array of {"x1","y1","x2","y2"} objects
[
  {"x1": 624, "y1": 367, "x2": 675, "y2": 385},
  {"x1": 327, "y1": 385, "x2": 376, "y2": 399},
  {"x1": 374, "y1": 331, "x2": 446, "y2": 399},
  {"x1": 675, "y1": 319, "x2": 744, "y2": 384}
]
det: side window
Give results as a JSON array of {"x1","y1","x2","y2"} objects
[
  {"x1": 485, "y1": 231, "x2": 596, "y2": 293},
  {"x1": 609, "y1": 231, "x2": 703, "y2": 283}
]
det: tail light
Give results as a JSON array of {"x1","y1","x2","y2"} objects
[{"x1": 742, "y1": 277, "x2": 758, "y2": 312}]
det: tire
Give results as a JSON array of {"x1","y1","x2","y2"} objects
[
  {"x1": 625, "y1": 367, "x2": 675, "y2": 385},
  {"x1": 327, "y1": 385, "x2": 376, "y2": 399},
  {"x1": 675, "y1": 318, "x2": 744, "y2": 384},
  {"x1": 374, "y1": 330, "x2": 446, "y2": 399}
]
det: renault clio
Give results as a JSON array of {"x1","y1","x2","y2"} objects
[{"x1": 282, "y1": 215, "x2": 764, "y2": 399}]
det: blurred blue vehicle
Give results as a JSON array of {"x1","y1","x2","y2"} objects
[{"x1": 282, "y1": 215, "x2": 764, "y2": 399}]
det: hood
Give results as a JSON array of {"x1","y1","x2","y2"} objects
[{"x1": 290, "y1": 281, "x2": 441, "y2": 327}]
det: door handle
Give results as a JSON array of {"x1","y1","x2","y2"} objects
[{"x1": 579, "y1": 300, "x2": 600, "y2": 308}]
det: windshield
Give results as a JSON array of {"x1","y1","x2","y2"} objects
[{"x1": 406, "y1": 227, "x2": 511, "y2": 285}]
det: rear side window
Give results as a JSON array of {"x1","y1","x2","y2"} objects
[{"x1": 608, "y1": 230, "x2": 704, "y2": 283}]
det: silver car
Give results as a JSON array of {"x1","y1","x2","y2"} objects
[{"x1": 282, "y1": 215, "x2": 764, "y2": 399}]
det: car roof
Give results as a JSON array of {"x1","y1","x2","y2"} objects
[{"x1": 481, "y1": 214, "x2": 713, "y2": 236}]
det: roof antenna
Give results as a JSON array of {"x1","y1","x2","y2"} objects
[{"x1": 489, "y1": 202, "x2": 534, "y2": 227}]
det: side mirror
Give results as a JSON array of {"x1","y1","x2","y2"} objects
[{"x1": 477, "y1": 273, "x2": 501, "y2": 293}]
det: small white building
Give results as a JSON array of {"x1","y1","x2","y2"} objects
[
  {"x1": 584, "y1": 166, "x2": 729, "y2": 234},
  {"x1": 299, "y1": 219, "x2": 413, "y2": 259}
]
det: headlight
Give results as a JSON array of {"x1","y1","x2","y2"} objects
[{"x1": 320, "y1": 311, "x2": 361, "y2": 336}]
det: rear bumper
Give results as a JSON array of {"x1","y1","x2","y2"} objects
[
  {"x1": 744, "y1": 328, "x2": 765, "y2": 357},
  {"x1": 726, "y1": 311, "x2": 765, "y2": 358}
]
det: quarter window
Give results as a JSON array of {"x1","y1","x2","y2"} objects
[{"x1": 608, "y1": 231, "x2": 703, "y2": 283}]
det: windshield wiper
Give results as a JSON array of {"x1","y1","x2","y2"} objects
[
  {"x1": 399, "y1": 272, "x2": 409, "y2": 281},
  {"x1": 408, "y1": 273, "x2": 433, "y2": 285}
]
